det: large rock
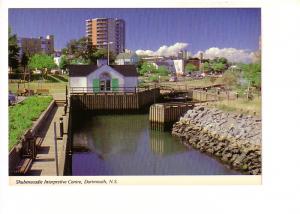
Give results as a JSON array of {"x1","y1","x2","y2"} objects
[{"x1": 172, "y1": 105, "x2": 262, "y2": 175}]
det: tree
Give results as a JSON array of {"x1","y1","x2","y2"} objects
[
  {"x1": 211, "y1": 62, "x2": 226, "y2": 74},
  {"x1": 138, "y1": 62, "x2": 157, "y2": 76},
  {"x1": 63, "y1": 37, "x2": 116, "y2": 65},
  {"x1": 137, "y1": 57, "x2": 144, "y2": 70},
  {"x1": 185, "y1": 63, "x2": 197, "y2": 73},
  {"x1": 156, "y1": 66, "x2": 169, "y2": 76},
  {"x1": 59, "y1": 55, "x2": 68, "y2": 71},
  {"x1": 241, "y1": 63, "x2": 261, "y2": 88},
  {"x1": 208, "y1": 57, "x2": 229, "y2": 74},
  {"x1": 20, "y1": 52, "x2": 29, "y2": 80},
  {"x1": 90, "y1": 48, "x2": 115, "y2": 65},
  {"x1": 219, "y1": 57, "x2": 228, "y2": 65},
  {"x1": 203, "y1": 62, "x2": 210, "y2": 73},
  {"x1": 28, "y1": 54, "x2": 56, "y2": 78},
  {"x1": 8, "y1": 27, "x2": 20, "y2": 73}
]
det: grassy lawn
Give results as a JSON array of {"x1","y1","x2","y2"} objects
[
  {"x1": 9, "y1": 96, "x2": 52, "y2": 151},
  {"x1": 9, "y1": 81, "x2": 68, "y2": 94}
]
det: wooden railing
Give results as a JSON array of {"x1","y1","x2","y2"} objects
[{"x1": 70, "y1": 86, "x2": 156, "y2": 94}]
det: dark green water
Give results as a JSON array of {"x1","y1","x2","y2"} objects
[{"x1": 72, "y1": 114, "x2": 239, "y2": 175}]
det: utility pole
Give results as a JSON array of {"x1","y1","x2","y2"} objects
[{"x1": 103, "y1": 42, "x2": 113, "y2": 65}]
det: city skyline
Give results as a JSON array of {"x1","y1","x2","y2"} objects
[{"x1": 9, "y1": 8, "x2": 261, "y2": 62}]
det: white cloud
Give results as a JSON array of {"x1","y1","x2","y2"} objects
[
  {"x1": 136, "y1": 42, "x2": 188, "y2": 57},
  {"x1": 136, "y1": 43, "x2": 256, "y2": 63},
  {"x1": 194, "y1": 47, "x2": 255, "y2": 63}
]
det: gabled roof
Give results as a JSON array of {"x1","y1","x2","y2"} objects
[
  {"x1": 68, "y1": 64, "x2": 138, "y2": 77},
  {"x1": 68, "y1": 64, "x2": 98, "y2": 77},
  {"x1": 110, "y1": 65, "x2": 138, "y2": 77}
]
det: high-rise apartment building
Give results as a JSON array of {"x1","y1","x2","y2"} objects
[
  {"x1": 17, "y1": 35, "x2": 54, "y2": 56},
  {"x1": 86, "y1": 18, "x2": 125, "y2": 54}
]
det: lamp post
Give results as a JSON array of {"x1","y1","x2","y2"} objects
[{"x1": 103, "y1": 42, "x2": 113, "y2": 65}]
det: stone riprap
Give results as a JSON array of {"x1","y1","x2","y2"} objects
[{"x1": 172, "y1": 105, "x2": 262, "y2": 175}]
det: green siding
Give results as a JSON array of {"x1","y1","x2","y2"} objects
[
  {"x1": 93, "y1": 79, "x2": 100, "y2": 93},
  {"x1": 111, "y1": 78, "x2": 119, "y2": 91}
]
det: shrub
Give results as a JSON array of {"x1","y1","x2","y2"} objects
[{"x1": 149, "y1": 74, "x2": 159, "y2": 82}]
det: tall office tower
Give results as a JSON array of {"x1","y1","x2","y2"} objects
[{"x1": 86, "y1": 18, "x2": 125, "y2": 54}]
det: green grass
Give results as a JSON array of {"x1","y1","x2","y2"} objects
[{"x1": 9, "y1": 96, "x2": 52, "y2": 151}]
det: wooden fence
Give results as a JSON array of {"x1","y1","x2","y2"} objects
[
  {"x1": 192, "y1": 89, "x2": 260, "y2": 103},
  {"x1": 70, "y1": 88, "x2": 160, "y2": 111},
  {"x1": 149, "y1": 102, "x2": 195, "y2": 124}
]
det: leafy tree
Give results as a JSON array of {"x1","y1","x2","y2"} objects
[
  {"x1": 137, "y1": 57, "x2": 144, "y2": 70},
  {"x1": 59, "y1": 55, "x2": 69, "y2": 70},
  {"x1": 69, "y1": 58, "x2": 89, "y2": 65},
  {"x1": 218, "y1": 57, "x2": 228, "y2": 65},
  {"x1": 64, "y1": 39, "x2": 79, "y2": 56},
  {"x1": 211, "y1": 62, "x2": 226, "y2": 74},
  {"x1": 206, "y1": 57, "x2": 229, "y2": 74},
  {"x1": 63, "y1": 37, "x2": 116, "y2": 65},
  {"x1": 91, "y1": 48, "x2": 115, "y2": 65},
  {"x1": 20, "y1": 52, "x2": 29, "y2": 80},
  {"x1": 203, "y1": 62, "x2": 210, "y2": 73},
  {"x1": 8, "y1": 27, "x2": 20, "y2": 73},
  {"x1": 28, "y1": 54, "x2": 56, "y2": 78},
  {"x1": 185, "y1": 63, "x2": 197, "y2": 72},
  {"x1": 138, "y1": 62, "x2": 157, "y2": 76},
  {"x1": 156, "y1": 66, "x2": 169, "y2": 76},
  {"x1": 241, "y1": 63, "x2": 261, "y2": 88},
  {"x1": 76, "y1": 37, "x2": 96, "y2": 61}
]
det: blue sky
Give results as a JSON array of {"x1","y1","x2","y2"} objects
[{"x1": 9, "y1": 8, "x2": 261, "y2": 61}]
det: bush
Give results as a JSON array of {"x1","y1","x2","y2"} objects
[
  {"x1": 156, "y1": 66, "x2": 169, "y2": 76},
  {"x1": 149, "y1": 74, "x2": 159, "y2": 82},
  {"x1": 221, "y1": 70, "x2": 239, "y2": 87}
]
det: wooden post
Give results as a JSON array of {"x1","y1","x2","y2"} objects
[
  {"x1": 65, "y1": 85, "x2": 68, "y2": 106},
  {"x1": 227, "y1": 91, "x2": 229, "y2": 102},
  {"x1": 53, "y1": 122, "x2": 59, "y2": 176}
]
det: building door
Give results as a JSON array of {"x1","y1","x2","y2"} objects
[{"x1": 99, "y1": 72, "x2": 112, "y2": 92}]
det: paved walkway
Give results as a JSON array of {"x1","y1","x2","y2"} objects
[{"x1": 28, "y1": 104, "x2": 68, "y2": 176}]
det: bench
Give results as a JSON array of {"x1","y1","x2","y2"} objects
[
  {"x1": 36, "y1": 88, "x2": 49, "y2": 95},
  {"x1": 14, "y1": 158, "x2": 33, "y2": 175},
  {"x1": 16, "y1": 89, "x2": 35, "y2": 96},
  {"x1": 13, "y1": 136, "x2": 43, "y2": 175}
]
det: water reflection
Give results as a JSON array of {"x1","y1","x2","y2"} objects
[
  {"x1": 72, "y1": 114, "x2": 240, "y2": 175},
  {"x1": 149, "y1": 130, "x2": 187, "y2": 156}
]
